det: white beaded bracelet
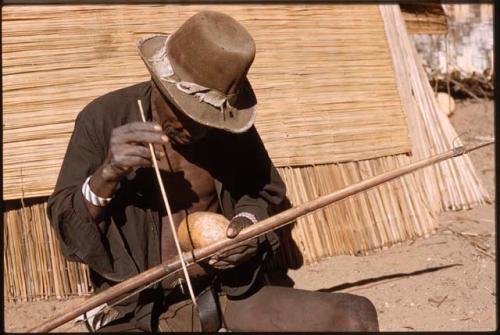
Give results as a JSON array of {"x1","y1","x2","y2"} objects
[
  {"x1": 82, "y1": 176, "x2": 114, "y2": 207},
  {"x1": 233, "y1": 212, "x2": 258, "y2": 224}
]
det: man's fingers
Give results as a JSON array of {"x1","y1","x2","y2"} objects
[
  {"x1": 121, "y1": 122, "x2": 163, "y2": 133},
  {"x1": 211, "y1": 244, "x2": 253, "y2": 258},
  {"x1": 120, "y1": 155, "x2": 154, "y2": 169},
  {"x1": 226, "y1": 225, "x2": 240, "y2": 238},
  {"x1": 207, "y1": 242, "x2": 257, "y2": 269},
  {"x1": 109, "y1": 143, "x2": 165, "y2": 176},
  {"x1": 209, "y1": 243, "x2": 256, "y2": 263},
  {"x1": 105, "y1": 122, "x2": 166, "y2": 181},
  {"x1": 209, "y1": 259, "x2": 235, "y2": 269},
  {"x1": 226, "y1": 217, "x2": 253, "y2": 238},
  {"x1": 218, "y1": 244, "x2": 253, "y2": 258},
  {"x1": 111, "y1": 152, "x2": 152, "y2": 170},
  {"x1": 208, "y1": 255, "x2": 222, "y2": 266},
  {"x1": 123, "y1": 145, "x2": 163, "y2": 160},
  {"x1": 117, "y1": 131, "x2": 168, "y2": 146},
  {"x1": 111, "y1": 121, "x2": 167, "y2": 145},
  {"x1": 112, "y1": 122, "x2": 162, "y2": 139}
]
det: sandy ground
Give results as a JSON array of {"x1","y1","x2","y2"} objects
[{"x1": 3, "y1": 100, "x2": 495, "y2": 332}]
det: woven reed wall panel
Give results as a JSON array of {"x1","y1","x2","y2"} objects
[{"x1": 2, "y1": 4, "x2": 411, "y2": 200}]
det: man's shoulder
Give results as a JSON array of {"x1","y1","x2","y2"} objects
[{"x1": 78, "y1": 81, "x2": 151, "y2": 122}]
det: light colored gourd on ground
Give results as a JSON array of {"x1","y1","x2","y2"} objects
[{"x1": 436, "y1": 92, "x2": 456, "y2": 116}]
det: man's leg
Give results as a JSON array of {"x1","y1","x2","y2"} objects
[{"x1": 223, "y1": 285, "x2": 379, "y2": 332}]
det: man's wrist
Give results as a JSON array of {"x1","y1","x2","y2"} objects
[
  {"x1": 82, "y1": 176, "x2": 114, "y2": 207},
  {"x1": 88, "y1": 164, "x2": 121, "y2": 200},
  {"x1": 233, "y1": 212, "x2": 258, "y2": 224},
  {"x1": 99, "y1": 162, "x2": 123, "y2": 183}
]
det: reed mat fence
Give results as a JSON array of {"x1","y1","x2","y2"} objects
[
  {"x1": 2, "y1": 4, "x2": 411, "y2": 200},
  {"x1": 4, "y1": 198, "x2": 92, "y2": 302},
  {"x1": 2, "y1": 4, "x2": 490, "y2": 301}
]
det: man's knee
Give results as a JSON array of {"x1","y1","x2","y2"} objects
[
  {"x1": 224, "y1": 286, "x2": 379, "y2": 332},
  {"x1": 332, "y1": 294, "x2": 379, "y2": 331}
]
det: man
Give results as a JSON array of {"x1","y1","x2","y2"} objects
[{"x1": 48, "y1": 11, "x2": 379, "y2": 332}]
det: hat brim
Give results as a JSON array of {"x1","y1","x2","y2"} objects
[{"x1": 137, "y1": 34, "x2": 257, "y2": 134}]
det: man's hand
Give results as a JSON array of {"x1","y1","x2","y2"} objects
[
  {"x1": 84, "y1": 122, "x2": 168, "y2": 218},
  {"x1": 208, "y1": 215, "x2": 258, "y2": 270},
  {"x1": 100, "y1": 122, "x2": 168, "y2": 182}
]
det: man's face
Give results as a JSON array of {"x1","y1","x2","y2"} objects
[{"x1": 154, "y1": 85, "x2": 210, "y2": 145}]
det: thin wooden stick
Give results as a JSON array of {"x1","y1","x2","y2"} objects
[{"x1": 136, "y1": 99, "x2": 197, "y2": 308}]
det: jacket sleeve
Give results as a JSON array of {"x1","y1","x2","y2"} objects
[
  {"x1": 232, "y1": 126, "x2": 286, "y2": 223},
  {"x1": 47, "y1": 105, "x2": 117, "y2": 278},
  {"x1": 218, "y1": 126, "x2": 287, "y2": 296}
]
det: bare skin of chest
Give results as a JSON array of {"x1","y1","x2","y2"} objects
[{"x1": 157, "y1": 141, "x2": 219, "y2": 261}]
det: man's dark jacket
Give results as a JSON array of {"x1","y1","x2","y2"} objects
[{"x1": 47, "y1": 81, "x2": 286, "y2": 330}]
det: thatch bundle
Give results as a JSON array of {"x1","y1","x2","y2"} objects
[{"x1": 2, "y1": 4, "x2": 489, "y2": 301}]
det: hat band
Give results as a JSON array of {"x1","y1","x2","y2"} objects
[
  {"x1": 161, "y1": 76, "x2": 237, "y2": 117},
  {"x1": 146, "y1": 35, "x2": 237, "y2": 118}
]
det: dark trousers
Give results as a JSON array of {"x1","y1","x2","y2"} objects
[{"x1": 97, "y1": 285, "x2": 379, "y2": 332}]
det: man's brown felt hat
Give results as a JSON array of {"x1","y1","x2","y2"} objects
[{"x1": 137, "y1": 11, "x2": 257, "y2": 133}]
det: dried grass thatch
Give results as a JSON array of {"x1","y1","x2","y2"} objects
[
  {"x1": 2, "y1": 4, "x2": 411, "y2": 200},
  {"x1": 400, "y1": 3, "x2": 449, "y2": 35}
]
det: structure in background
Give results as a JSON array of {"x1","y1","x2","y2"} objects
[
  {"x1": 400, "y1": 2, "x2": 449, "y2": 35},
  {"x1": 2, "y1": 4, "x2": 490, "y2": 302},
  {"x1": 409, "y1": 3, "x2": 493, "y2": 99}
]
